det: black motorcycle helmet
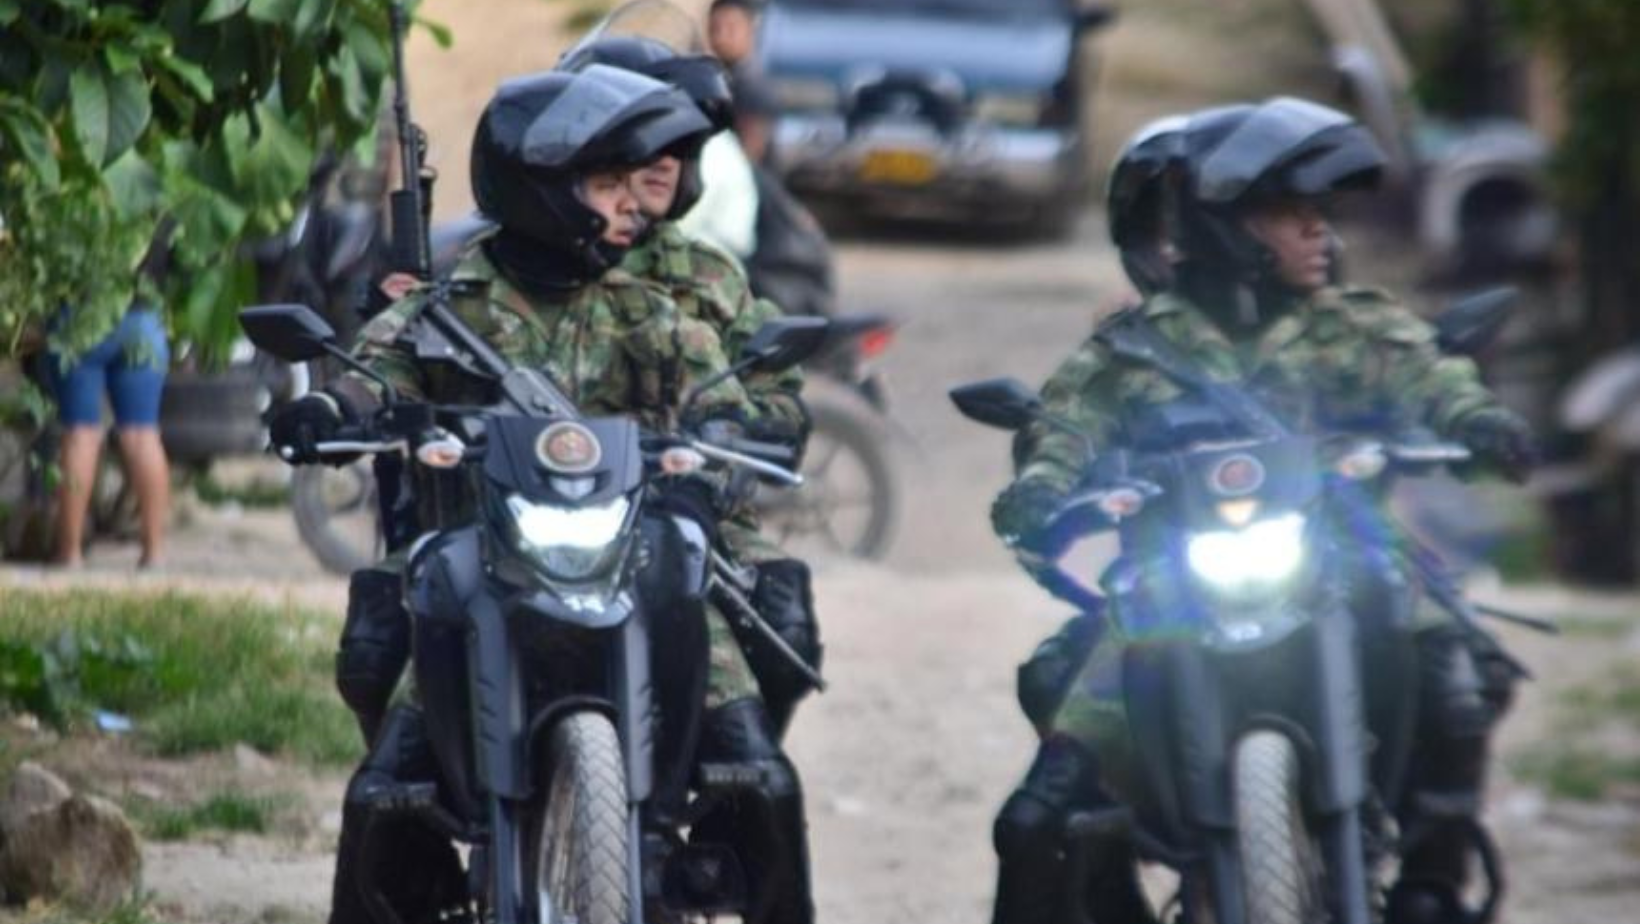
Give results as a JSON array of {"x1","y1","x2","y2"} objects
[
  {"x1": 560, "y1": 36, "x2": 730, "y2": 220},
  {"x1": 1175, "y1": 97, "x2": 1386, "y2": 288},
  {"x1": 1106, "y1": 115, "x2": 1187, "y2": 296},
  {"x1": 470, "y1": 64, "x2": 713, "y2": 289}
]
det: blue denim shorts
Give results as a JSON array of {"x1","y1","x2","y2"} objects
[{"x1": 45, "y1": 308, "x2": 171, "y2": 428}]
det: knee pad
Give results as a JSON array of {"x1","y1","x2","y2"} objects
[
  {"x1": 993, "y1": 789, "x2": 1064, "y2": 861},
  {"x1": 1418, "y1": 631, "x2": 1495, "y2": 741},
  {"x1": 994, "y1": 738, "x2": 1099, "y2": 859},
  {"x1": 746, "y1": 560, "x2": 822, "y2": 701},
  {"x1": 1017, "y1": 615, "x2": 1099, "y2": 730},
  {"x1": 337, "y1": 569, "x2": 411, "y2": 719}
]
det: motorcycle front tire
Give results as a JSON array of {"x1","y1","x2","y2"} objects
[
  {"x1": 1232, "y1": 730, "x2": 1324, "y2": 924},
  {"x1": 530, "y1": 711, "x2": 631, "y2": 924}
]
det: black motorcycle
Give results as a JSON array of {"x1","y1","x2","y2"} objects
[
  {"x1": 243, "y1": 300, "x2": 827, "y2": 924},
  {"x1": 950, "y1": 374, "x2": 1512, "y2": 924}
]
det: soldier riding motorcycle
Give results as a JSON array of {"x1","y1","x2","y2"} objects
[
  {"x1": 266, "y1": 64, "x2": 818, "y2": 924},
  {"x1": 970, "y1": 99, "x2": 1535, "y2": 924}
]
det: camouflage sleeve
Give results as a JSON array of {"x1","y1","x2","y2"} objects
[
  {"x1": 1009, "y1": 336, "x2": 1120, "y2": 495},
  {"x1": 676, "y1": 313, "x2": 758, "y2": 419},
  {"x1": 1343, "y1": 290, "x2": 1500, "y2": 437},
  {"x1": 326, "y1": 294, "x2": 429, "y2": 411},
  {"x1": 694, "y1": 241, "x2": 806, "y2": 431},
  {"x1": 618, "y1": 285, "x2": 756, "y2": 421}
]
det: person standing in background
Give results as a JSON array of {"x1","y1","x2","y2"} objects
[
  {"x1": 707, "y1": 0, "x2": 777, "y2": 164},
  {"x1": 43, "y1": 232, "x2": 173, "y2": 569}
]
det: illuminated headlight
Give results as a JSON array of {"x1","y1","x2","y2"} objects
[
  {"x1": 1186, "y1": 514, "x2": 1307, "y2": 592},
  {"x1": 507, "y1": 494, "x2": 630, "y2": 580}
]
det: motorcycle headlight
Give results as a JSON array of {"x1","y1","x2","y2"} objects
[
  {"x1": 1186, "y1": 513, "x2": 1307, "y2": 594},
  {"x1": 507, "y1": 494, "x2": 630, "y2": 581}
]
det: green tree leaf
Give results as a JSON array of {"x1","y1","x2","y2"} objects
[
  {"x1": 331, "y1": 45, "x2": 368, "y2": 123},
  {"x1": 157, "y1": 54, "x2": 214, "y2": 103},
  {"x1": 105, "y1": 61, "x2": 152, "y2": 165},
  {"x1": 105, "y1": 46, "x2": 142, "y2": 75},
  {"x1": 293, "y1": 0, "x2": 336, "y2": 37},
  {"x1": 104, "y1": 150, "x2": 162, "y2": 217},
  {"x1": 70, "y1": 65, "x2": 111, "y2": 167},
  {"x1": 199, "y1": 0, "x2": 250, "y2": 25},
  {"x1": 71, "y1": 60, "x2": 152, "y2": 169},
  {"x1": 414, "y1": 14, "x2": 453, "y2": 49},
  {"x1": 278, "y1": 46, "x2": 317, "y2": 115},
  {"x1": 248, "y1": 0, "x2": 301, "y2": 24},
  {"x1": 0, "y1": 97, "x2": 60, "y2": 188},
  {"x1": 0, "y1": 1, "x2": 20, "y2": 27},
  {"x1": 344, "y1": 22, "x2": 390, "y2": 83}
]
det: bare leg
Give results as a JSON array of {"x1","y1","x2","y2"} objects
[
  {"x1": 54, "y1": 426, "x2": 105, "y2": 566},
  {"x1": 115, "y1": 426, "x2": 170, "y2": 567}
]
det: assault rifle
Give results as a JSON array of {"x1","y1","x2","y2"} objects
[{"x1": 387, "y1": 1, "x2": 433, "y2": 279}]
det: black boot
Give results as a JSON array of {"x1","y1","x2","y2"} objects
[
  {"x1": 747, "y1": 560, "x2": 822, "y2": 738},
  {"x1": 329, "y1": 707, "x2": 466, "y2": 924},
  {"x1": 694, "y1": 698, "x2": 815, "y2": 924},
  {"x1": 992, "y1": 737, "x2": 1152, "y2": 924},
  {"x1": 1390, "y1": 630, "x2": 1513, "y2": 924}
]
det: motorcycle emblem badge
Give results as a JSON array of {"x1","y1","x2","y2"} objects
[
  {"x1": 1209, "y1": 453, "x2": 1265, "y2": 497},
  {"x1": 536, "y1": 422, "x2": 602, "y2": 474}
]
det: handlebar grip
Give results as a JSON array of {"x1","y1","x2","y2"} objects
[{"x1": 721, "y1": 436, "x2": 796, "y2": 464}]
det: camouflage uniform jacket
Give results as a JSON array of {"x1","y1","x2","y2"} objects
[
  {"x1": 621, "y1": 222, "x2": 806, "y2": 434},
  {"x1": 340, "y1": 247, "x2": 757, "y2": 428},
  {"x1": 1008, "y1": 285, "x2": 1503, "y2": 501}
]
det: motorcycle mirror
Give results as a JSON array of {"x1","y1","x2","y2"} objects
[
  {"x1": 239, "y1": 303, "x2": 338, "y2": 362},
  {"x1": 949, "y1": 378, "x2": 1044, "y2": 431},
  {"x1": 740, "y1": 316, "x2": 831, "y2": 373},
  {"x1": 1434, "y1": 286, "x2": 1517, "y2": 356}
]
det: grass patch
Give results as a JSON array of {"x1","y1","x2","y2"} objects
[
  {"x1": 0, "y1": 587, "x2": 359, "y2": 768},
  {"x1": 4, "y1": 895, "x2": 165, "y2": 924},
  {"x1": 1556, "y1": 615, "x2": 1635, "y2": 639},
  {"x1": 191, "y1": 472, "x2": 289, "y2": 510},
  {"x1": 1510, "y1": 662, "x2": 1640, "y2": 800},
  {"x1": 127, "y1": 789, "x2": 287, "y2": 841},
  {"x1": 1510, "y1": 748, "x2": 1640, "y2": 802}
]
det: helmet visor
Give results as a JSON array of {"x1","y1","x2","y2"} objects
[
  {"x1": 517, "y1": 64, "x2": 676, "y2": 168},
  {"x1": 1193, "y1": 97, "x2": 1360, "y2": 204}
]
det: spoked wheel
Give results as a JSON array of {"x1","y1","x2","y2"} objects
[
  {"x1": 291, "y1": 461, "x2": 381, "y2": 576},
  {"x1": 757, "y1": 386, "x2": 898, "y2": 560},
  {"x1": 1233, "y1": 731, "x2": 1325, "y2": 924},
  {"x1": 532, "y1": 712, "x2": 631, "y2": 924}
]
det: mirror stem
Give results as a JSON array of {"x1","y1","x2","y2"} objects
[{"x1": 321, "y1": 342, "x2": 400, "y2": 406}]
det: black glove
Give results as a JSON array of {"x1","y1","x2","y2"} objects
[
  {"x1": 1456, "y1": 408, "x2": 1538, "y2": 484},
  {"x1": 991, "y1": 479, "x2": 1074, "y2": 557},
  {"x1": 685, "y1": 403, "x2": 750, "y2": 444},
  {"x1": 268, "y1": 393, "x2": 348, "y2": 465}
]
